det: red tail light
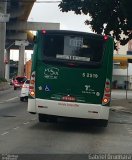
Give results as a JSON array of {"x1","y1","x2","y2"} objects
[
  {"x1": 104, "y1": 35, "x2": 108, "y2": 41},
  {"x1": 104, "y1": 94, "x2": 110, "y2": 97},
  {"x1": 29, "y1": 86, "x2": 34, "y2": 90},
  {"x1": 42, "y1": 29, "x2": 46, "y2": 34},
  {"x1": 14, "y1": 80, "x2": 18, "y2": 84},
  {"x1": 67, "y1": 63, "x2": 76, "y2": 67},
  {"x1": 105, "y1": 88, "x2": 110, "y2": 92},
  {"x1": 29, "y1": 71, "x2": 35, "y2": 98},
  {"x1": 102, "y1": 78, "x2": 111, "y2": 105},
  {"x1": 105, "y1": 81, "x2": 110, "y2": 85}
]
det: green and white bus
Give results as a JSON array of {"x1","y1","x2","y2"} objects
[{"x1": 28, "y1": 30, "x2": 113, "y2": 127}]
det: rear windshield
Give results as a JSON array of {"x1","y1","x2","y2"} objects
[
  {"x1": 42, "y1": 34, "x2": 105, "y2": 64},
  {"x1": 16, "y1": 77, "x2": 27, "y2": 82},
  {"x1": 25, "y1": 80, "x2": 30, "y2": 84}
]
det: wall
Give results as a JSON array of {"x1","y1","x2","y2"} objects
[{"x1": 113, "y1": 40, "x2": 132, "y2": 89}]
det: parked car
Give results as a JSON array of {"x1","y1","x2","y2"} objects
[
  {"x1": 20, "y1": 79, "x2": 30, "y2": 101},
  {"x1": 13, "y1": 76, "x2": 27, "y2": 90}
]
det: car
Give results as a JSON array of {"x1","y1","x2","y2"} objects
[
  {"x1": 20, "y1": 79, "x2": 30, "y2": 101},
  {"x1": 13, "y1": 76, "x2": 27, "y2": 90}
]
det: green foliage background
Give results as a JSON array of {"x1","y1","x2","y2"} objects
[{"x1": 59, "y1": 0, "x2": 132, "y2": 48}]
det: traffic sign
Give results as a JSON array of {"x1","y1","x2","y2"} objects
[
  {"x1": 0, "y1": 12, "x2": 10, "y2": 22},
  {"x1": 15, "y1": 40, "x2": 29, "y2": 46}
]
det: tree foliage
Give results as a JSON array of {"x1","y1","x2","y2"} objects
[{"x1": 59, "y1": 0, "x2": 132, "y2": 47}]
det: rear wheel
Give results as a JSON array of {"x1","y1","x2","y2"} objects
[
  {"x1": 25, "y1": 96, "x2": 28, "y2": 102},
  {"x1": 98, "y1": 120, "x2": 108, "y2": 127},
  {"x1": 38, "y1": 114, "x2": 49, "y2": 122},
  {"x1": 14, "y1": 86, "x2": 17, "y2": 90},
  {"x1": 20, "y1": 97, "x2": 24, "y2": 102},
  {"x1": 38, "y1": 114, "x2": 57, "y2": 123}
]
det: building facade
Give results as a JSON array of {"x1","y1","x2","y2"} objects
[{"x1": 113, "y1": 40, "x2": 132, "y2": 90}]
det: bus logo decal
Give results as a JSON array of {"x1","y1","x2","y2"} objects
[{"x1": 44, "y1": 67, "x2": 59, "y2": 79}]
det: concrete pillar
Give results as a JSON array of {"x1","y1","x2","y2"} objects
[
  {"x1": 0, "y1": 2, "x2": 7, "y2": 78},
  {"x1": 18, "y1": 45, "x2": 25, "y2": 76},
  {"x1": 5, "y1": 49, "x2": 10, "y2": 81}
]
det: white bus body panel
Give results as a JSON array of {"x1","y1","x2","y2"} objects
[
  {"x1": 28, "y1": 99, "x2": 36, "y2": 113},
  {"x1": 28, "y1": 98, "x2": 109, "y2": 120}
]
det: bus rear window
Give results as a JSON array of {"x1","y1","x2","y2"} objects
[{"x1": 42, "y1": 34, "x2": 105, "y2": 63}]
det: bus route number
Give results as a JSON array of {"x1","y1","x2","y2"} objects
[{"x1": 82, "y1": 73, "x2": 98, "y2": 79}]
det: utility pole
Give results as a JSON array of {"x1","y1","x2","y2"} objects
[
  {"x1": 4, "y1": 49, "x2": 10, "y2": 81},
  {"x1": 0, "y1": 1, "x2": 8, "y2": 79},
  {"x1": 15, "y1": 40, "x2": 29, "y2": 76}
]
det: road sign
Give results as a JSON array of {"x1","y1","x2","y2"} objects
[
  {"x1": 15, "y1": 40, "x2": 29, "y2": 46},
  {"x1": 0, "y1": 12, "x2": 10, "y2": 22}
]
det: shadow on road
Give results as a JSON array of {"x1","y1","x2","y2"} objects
[{"x1": 29, "y1": 118, "x2": 107, "y2": 134}]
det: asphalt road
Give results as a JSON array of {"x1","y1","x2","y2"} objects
[{"x1": 0, "y1": 88, "x2": 132, "y2": 156}]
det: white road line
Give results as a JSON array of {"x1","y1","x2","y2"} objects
[
  {"x1": 129, "y1": 132, "x2": 132, "y2": 134},
  {"x1": 0, "y1": 97, "x2": 19, "y2": 104},
  {"x1": 125, "y1": 126, "x2": 132, "y2": 135},
  {"x1": 128, "y1": 130, "x2": 132, "y2": 132},
  {"x1": 5, "y1": 97, "x2": 19, "y2": 102},
  {"x1": 31, "y1": 118, "x2": 37, "y2": 121},
  {"x1": 13, "y1": 126, "x2": 20, "y2": 130},
  {"x1": 23, "y1": 122, "x2": 30, "y2": 125},
  {"x1": 1, "y1": 132, "x2": 9, "y2": 136},
  {"x1": 126, "y1": 128, "x2": 131, "y2": 131}
]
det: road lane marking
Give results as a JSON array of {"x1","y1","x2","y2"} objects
[
  {"x1": 0, "y1": 118, "x2": 37, "y2": 137},
  {"x1": 5, "y1": 97, "x2": 19, "y2": 102},
  {"x1": 23, "y1": 122, "x2": 30, "y2": 125},
  {"x1": 125, "y1": 126, "x2": 132, "y2": 136},
  {"x1": 31, "y1": 118, "x2": 37, "y2": 121},
  {"x1": 127, "y1": 129, "x2": 132, "y2": 132},
  {"x1": 0, "y1": 97, "x2": 19, "y2": 104},
  {"x1": 1, "y1": 132, "x2": 9, "y2": 136},
  {"x1": 13, "y1": 126, "x2": 20, "y2": 130},
  {"x1": 129, "y1": 132, "x2": 132, "y2": 134}
]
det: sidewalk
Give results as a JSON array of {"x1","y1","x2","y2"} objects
[
  {"x1": 0, "y1": 82, "x2": 12, "y2": 91},
  {"x1": 110, "y1": 89, "x2": 132, "y2": 113},
  {"x1": 110, "y1": 99, "x2": 132, "y2": 114}
]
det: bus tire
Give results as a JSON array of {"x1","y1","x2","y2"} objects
[
  {"x1": 99, "y1": 120, "x2": 108, "y2": 127},
  {"x1": 38, "y1": 114, "x2": 57, "y2": 123},
  {"x1": 20, "y1": 97, "x2": 24, "y2": 102},
  {"x1": 25, "y1": 96, "x2": 28, "y2": 101},
  {"x1": 38, "y1": 114, "x2": 48, "y2": 122},
  {"x1": 48, "y1": 116, "x2": 57, "y2": 123}
]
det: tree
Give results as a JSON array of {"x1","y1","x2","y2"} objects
[{"x1": 59, "y1": 0, "x2": 132, "y2": 48}]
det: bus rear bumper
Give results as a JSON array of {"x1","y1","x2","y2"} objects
[
  {"x1": 27, "y1": 98, "x2": 36, "y2": 114},
  {"x1": 28, "y1": 99, "x2": 110, "y2": 120}
]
